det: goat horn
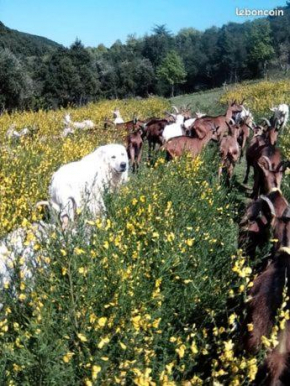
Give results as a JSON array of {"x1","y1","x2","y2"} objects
[
  {"x1": 35, "y1": 200, "x2": 50, "y2": 208},
  {"x1": 228, "y1": 118, "x2": 235, "y2": 125},
  {"x1": 260, "y1": 195, "x2": 276, "y2": 217},
  {"x1": 172, "y1": 105, "x2": 179, "y2": 113},
  {"x1": 260, "y1": 118, "x2": 271, "y2": 127}
]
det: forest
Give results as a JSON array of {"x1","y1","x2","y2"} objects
[{"x1": 0, "y1": 2, "x2": 290, "y2": 111}]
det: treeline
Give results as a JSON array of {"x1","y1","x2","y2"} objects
[{"x1": 0, "y1": 3, "x2": 290, "y2": 111}]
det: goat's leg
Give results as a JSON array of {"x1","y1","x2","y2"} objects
[
  {"x1": 226, "y1": 163, "x2": 234, "y2": 186},
  {"x1": 243, "y1": 162, "x2": 250, "y2": 184},
  {"x1": 129, "y1": 146, "x2": 135, "y2": 172},
  {"x1": 148, "y1": 140, "x2": 152, "y2": 161},
  {"x1": 218, "y1": 156, "x2": 225, "y2": 181},
  {"x1": 251, "y1": 169, "x2": 260, "y2": 199},
  {"x1": 136, "y1": 144, "x2": 143, "y2": 172}
]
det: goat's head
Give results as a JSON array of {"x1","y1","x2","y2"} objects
[
  {"x1": 267, "y1": 127, "x2": 279, "y2": 146},
  {"x1": 63, "y1": 114, "x2": 71, "y2": 124},
  {"x1": 252, "y1": 124, "x2": 264, "y2": 137},
  {"x1": 210, "y1": 124, "x2": 220, "y2": 142},
  {"x1": 258, "y1": 157, "x2": 289, "y2": 193},
  {"x1": 226, "y1": 120, "x2": 240, "y2": 137}
]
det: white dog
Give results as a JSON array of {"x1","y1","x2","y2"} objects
[
  {"x1": 49, "y1": 144, "x2": 129, "y2": 225},
  {"x1": 0, "y1": 222, "x2": 55, "y2": 308}
]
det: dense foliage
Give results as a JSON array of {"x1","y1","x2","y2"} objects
[
  {"x1": 1, "y1": 3, "x2": 290, "y2": 110},
  {"x1": 1, "y1": 82, "x2": 290, "y2": 384}
]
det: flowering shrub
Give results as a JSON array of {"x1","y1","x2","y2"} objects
[
  {"x1": 0, "y1": 93, "x2": 289, "y2": 384},
  {"x1": 220, "y1": 80, "x2": 290, "y2": 115},
  {"x1": 0, "y1": 97, "x2": 170, "y2": 237}
]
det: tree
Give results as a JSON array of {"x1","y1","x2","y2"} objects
[
  {"x1": 246, "y1": 20, "x2": 275, "y2": 77},
  {"x1": 156, "y1": 51, "x2": 186, "y2": 96},
  {"x1": 0, "y1": 49, "x2": 33, "y2": 111}
]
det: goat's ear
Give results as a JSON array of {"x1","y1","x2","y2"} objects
[{"x1": 258, "y1": 156, "x2": 271, "y2": 172}]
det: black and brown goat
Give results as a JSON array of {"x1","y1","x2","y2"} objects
[
  {"x1": 244, "y1": 229, "x2": 290, "y2": 385},
  {"x1": 239, "y1": 188, "x2": 289, "y2": 259}
]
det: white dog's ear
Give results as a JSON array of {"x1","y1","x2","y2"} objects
[{"x1": 97, "y1": 147, "x2": 109, "y2": 163}]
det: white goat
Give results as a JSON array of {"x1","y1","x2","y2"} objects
[
  {"x1": 235, "y1": 106, "x2": 253, "y2": 125},
  {"x1": 6, "y1": 125, "x2": 31, "y2": 140},
  {"x1": 112, "y1": 109, "x2": 124, "y2": 125},
  {"x1": 63, "y1": 113, "x2": 95, "y2": 130},
  {"x1": 61, "y1": 127, "x2": 75, "y2": 138},
  {"x1": 162, "y1": 107, "x2": 186, "y2": 142},
  {"x1": 270, "y1": 104, "x2": 289, "y2": 130},
  {"x1": 183, "y1": 112, "x2": 206, "y2": 131}
]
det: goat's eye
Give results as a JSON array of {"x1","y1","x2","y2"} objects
[{"x1": 111, "y1": 156, "x2": 116, "y2": 159}]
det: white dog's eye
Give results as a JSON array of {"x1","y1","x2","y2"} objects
[{"x1": 111, "y1": 156, "x2": 116, "y2": 159}]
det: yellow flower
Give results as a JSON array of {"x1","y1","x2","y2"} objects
[
  {"x1": 98, "y1": 336, "x2": 110, "y2": 349},
  {"x1": 74, "y1": 247, "x2": 85, "y2": 255},
  {"x1": 119, "y1": 341, "x2": 127, "y2": 350},
  {"x1": 19, "y1": 293, "x2": 26, "y2": 301},
  {"x1": 98, "y1": 317, "x2": 107, "y2": 327},
  {"x1": 92, "y1": 365, "x2": 101, "y2": 380},
  {"x1": 247, "y1": 323, "x2": 254, "y2": 332},
  {"x1": 176, "y1": 344, "x2": 186, "y2": 359},
  {"x1": 63, "y1": 352, "x2": 74, "y2": 363},
  {"x1": 191, "y1": 341, "x2": 198, "y2": 355},
  {"x1": 77, "y1": 333, "x2": 88, "y2": 342}
]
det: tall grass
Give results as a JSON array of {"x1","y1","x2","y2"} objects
[{"x1": 0, "y1": 149, "x2": 258, "y2": 385}]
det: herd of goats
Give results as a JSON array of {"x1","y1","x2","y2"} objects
[
  {"x1": 107, "y1": 101, "x2": 290, "y2": 384},
  {"x1": 3, "y1": 100, "x2": 290, "y2": 384}
]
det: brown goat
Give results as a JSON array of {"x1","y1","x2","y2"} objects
[
  {"x1": 104, "y1": 118, "x2": 145, "y2": 131},
  {"x1": 143, "y1": 119, "x2": 169, "y2": 159},
  {"x1": 218, "y1": 122, "x2": 240, "y2": 183},
  {"x1": 162, "y1": 123, "x2": 218, "y2": 160},
  {"x1": 192, "y1": 101, "x2": 243, "y2": 141},
  {"x1": 126, "y1": 129, "x2": 143, "y2": 172},
  {"x1": 244, "y1": 241, "x2": 290, "y2": 384},
  {"x1": 239, "y1": 188, "x2": 289, "y2": 259},
  {"x1": 244, "y1": 125, "x2": 279, "y2": 186},
  {"x1": 244, "y1": 124, "x2": 282, "y2": 199},
  {"x1": 238, "y1": 116, "x2": 253, "y2": 158}
]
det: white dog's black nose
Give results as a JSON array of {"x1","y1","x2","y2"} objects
[{"x1": 120, "y1": 162, "x2": 127, "y2": 170}]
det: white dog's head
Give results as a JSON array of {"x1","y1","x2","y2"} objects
[{"x1": 99, "y1": 144, "x2": 129, "y2": 174}]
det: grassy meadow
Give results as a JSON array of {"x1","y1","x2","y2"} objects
[{"x1": 0, "y1": 80, "x2": 290, "y2": 385}]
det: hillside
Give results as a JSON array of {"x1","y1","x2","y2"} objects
[{"x1": 0, "y1": 21, "x2": 61, "y2": 57}]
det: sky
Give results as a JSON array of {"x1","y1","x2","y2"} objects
[{"x1": 0, "y1": 0, "x2": 286, "y2": 48}]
